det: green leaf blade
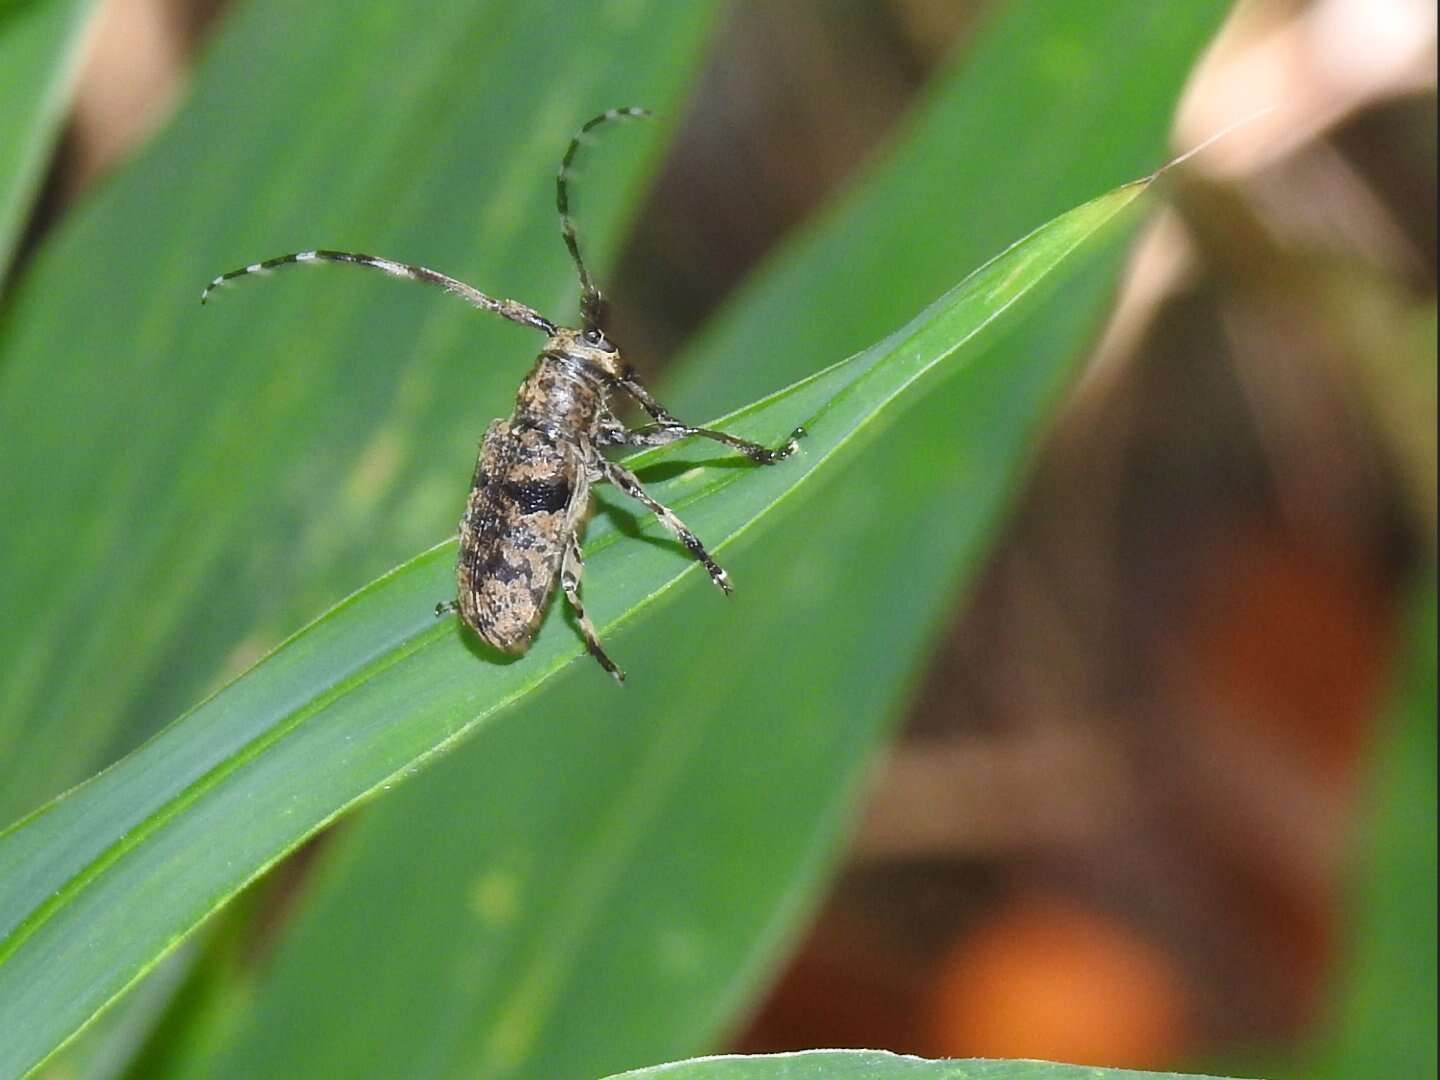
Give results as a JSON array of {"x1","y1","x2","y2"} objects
[
  {"x1": 0, "y1": 177, "x2": 1142, "y2": 1080},
  {"x1": 600, "y1": 1050, "x2": 1252, "y2": 1080},
  {"x1": 1305, "y1": 576, "x2": 1437, "y2": 1079}
]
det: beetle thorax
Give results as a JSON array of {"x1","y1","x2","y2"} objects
[{"x1": 513, "y1": 352, "x2": 609, "y2": 431}]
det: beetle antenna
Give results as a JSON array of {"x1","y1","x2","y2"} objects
[
  {"x1": 200, "y1": 249, "x2": 555, "y2": 333},
  {"x1": 556, "y1": 106, "x2": 651, "y2": 328}
]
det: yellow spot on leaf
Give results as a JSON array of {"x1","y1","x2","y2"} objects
[
  {"x1": 345, "y1": 428, "x2": 403, "y2": 508},
  {"x1": 470, "y1": 869, "x2": 521, "y2": 928}
]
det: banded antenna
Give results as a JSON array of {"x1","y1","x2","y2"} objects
[
  {"x1": 199, "y1": 249, "x2": 556, "y2": 334},
  {"x1": 556, "y1": 106, "x2": 652, "y2": 330}
]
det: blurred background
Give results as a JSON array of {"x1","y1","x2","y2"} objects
[{"x1": 11, "y1": 0, "x2": 1437, "y2": 1075}]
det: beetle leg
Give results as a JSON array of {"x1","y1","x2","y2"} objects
[
  {"x1": 560, "y1": 535, "x2": 624, "y2": 683},
  {"x1": 613, "y1": 379, "x2": 802, "y2": 463},
  {"x1": 601, "y1": 459, "x2": 732, "y2": 594},
  {"x1": 609, "y1": 419, "x2": 800, "y2": 464}
]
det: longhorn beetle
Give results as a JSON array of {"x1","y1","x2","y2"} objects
[{"x1": 201, "y1": 107, "x2": 801, "y2": 682}]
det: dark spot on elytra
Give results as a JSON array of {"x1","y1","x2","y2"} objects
[{"x1": 502, "y1": 479, "x2": 572, "y2": 515}]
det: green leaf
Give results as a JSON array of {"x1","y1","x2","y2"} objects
[
  {"x1": 0, "y1": 176, "x2": 1143, "y2": 1080},
  {"x1": 146, "y1": 4, "x2": 1232, "y2": 1079},
  {"x1": 1309, "y1": 576, "x2": 1437, "y2": 1078},
  {"x1": 0, "y1": 0, "x2": 99, "y2": 281},
  {"x1": 599, "y1": 1050, "x2": 1253, "y2": 1080}
]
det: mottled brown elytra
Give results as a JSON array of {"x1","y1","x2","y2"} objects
[{"x1": 201, "y1": 107, "x2": 801, "y2": 682}]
